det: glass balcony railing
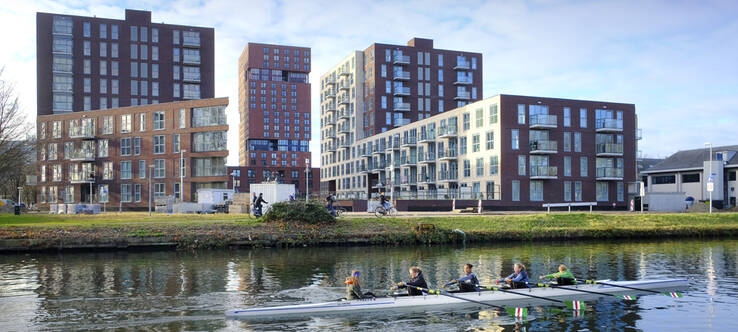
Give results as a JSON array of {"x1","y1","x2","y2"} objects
[
  {"x1": 530, "y1": 114, "x2": 558, "y2": 128},
  {"x1": 454, "y1": 60, "x2": 470, "y2": 70},
  {"x1": 530, "y1": 166, "x2": 558, "y2": 178},
  {"x1": 529, "y1": 140, "x2": 558, "y2": 152},
  {"x1": 393, "y1": 71, "x2": 411, "y2": 80},
  {"x1": 394, "y1": 118, "x2": 410, "y2": 127},
  {"x1": 596, "y1": 118, "x2": 624, "y2": 131},
  {"x1": 394, "y1": 102, "x2": 411, "y2": 111},
  {"x1": 393, "y1": 87, "x2": 411, "y2": 96},
  {"x1": 438, "y1": 149, "x2": 458, "y2": 159},
  {"x1": 454, "y1": 76, "x2": 473, "y2": 85},
  {"x1": 596, "y1": 167, "x2": 624, "y2": 179},
  {"x1": 393, "y1": 54, "x2": 411, "y2": 64},
  {"x1": 455, "y1": 91, "x2": 471, "y2": 100},
  {"x1": 596, "y1": 143, "x2": 624, "y2": 155},
  {"x1": 439, "y1": 171, "x2": 459, "y2": 181}
]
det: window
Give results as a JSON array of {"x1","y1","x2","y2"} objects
[
  {"x1": 193, "y1": 131, "x2": 227, "y2": 152},
  {"x1": 472, "y1": 134, "x2": 480, "y2": 152},
  {"x1": 580, "y1": 157, "x2": 588, "y2": 177},
  {"x1": 98, "y1": 184, "x2": 109, "y2": 203},
  {"x1": 475, "y1": 108, "x2": 483, "y2": 128},
  {"x1": 460, "y1": 137, "x2": 467, "y2": 155},
  {"x1": 111, "y1": 24, "x2": 118, "y2": 39},
  {"x1": 154, "y1": 183, "x2": 165, "y2": 199},
  {"x1": 120, "y1": 137, "x2": 131, "y2": 156},
  {"x1": 518, "y1": 155, "x2": 526, "y2": 175},
  {"x1": 120, "y1": 184, "x2": 132, "y2": 202},
  {"x1": 139, "y1": 160, "x2": 146, "y2": 178},
  {"x1": 617, "y1": 182, "x2": 624, "y2": 201},
  {"x1": 564, "y1": 107, "x2": 571, "y2": 127},
  {"x1": 100, "y1": 42, "x2": 107, "y2": 57},
  {"x1": 518, "y1": 104, "x2": 526, "y2": 124},
  {"x1": 486, "y1": 132, "x2": 494, "y2": 150},
  {"x1": 564, "y1": 156, "x2": 572, "y2": 176},
  {"x1": 174, "y1": 83, "x2": 180, "y2": 98},
  {"x1": 121, "y1": 161, "x2": 132, "y2": 179},
  {"x1": 564, "y1": 181, "x2": 572, "y2": 202},
  {"x1": 103, "y1": 162, "x2": 113, "y2": 180},
  {"x1": 131, "y1": 80, "x2": 138, "y2": 95},
  {"x1": 563, "y1": 132, "x2": 571, "y2": 152},
  {"x1": 530, "y1": 180, "x2": 543, "y2": 201},
  {"x1": 574, "y1": 181, "x2": 582, "y2": 201},
  {"x1": 511, "y1": 129, "x2": 519, "y2": 150},
  {"x1": 183, "y1": 84, "x2": 200, "y2": 99},
  {"x1": 154, "y1": 159, "x2": 166, "y2": 178},
  {"x1": 83, "y1": 59, "x2": 91, "y2": 74},
  {"x1": 596, "y1": 182, "x2": 608, "y2": 201},
  {"x1": 83, "y1": 21, "x2": 90, "y2": 37},
  {"x1": 111, "y1": 43, "x2": 118, "y2": 58},
  {"x1": 120, "y1": 114, "x2": 131, "y2": 133},
  {"x1": 512, "y1": 180, "x2": 520, "y2": 201},
  {"x1": 139, "y1": 113, "x2": 146, "y2": 131},
  {"x1": 140, "y1": 26, "x2": 147, "y2": 42},
  {"x1": 580, "y1": 108, "x2": 587, "y2": 128},
  {"x1": 463, "y1": 113, "x2": 470, "y2": 130},
  {"x1": 192, "y1": 106, "x2": 227, "y2": 127},
  {"x1": 476, "y1": 158, "x2": 484, "y2": 176},
  {"x1": 152, "y1": 28, "x2": 158, "y2": 43},
  {"x1": 134, "y1": 184, "x2": 142, "y2": 202},
  {"x1": 153, "y1": 135, "x2": 165, "y2": 154},
  {"x1": 83, "y1": 40, "x2": 90, "y2": 56},
  {"x1": 111, "y1": 61, "x2": 119, "y2": 76},
  {"x1": 463, "y1": 160, "x2": 471, "y2": 177},
  {"x1": 193, "y1": 157, "x2": 227, "y2": 177},
  {"x1": 682, "y1": 174, "x2": 700, "y2": 183},
  {"x1": 98, "y1": 139, "x2": 108, "y2": 158},
  {"x1": 103, "y1": 116, "x2": 113, "y2": 134},
  {"x1": 153, "y1": 111, "x2": 165, "y2": 130},
  {"x1": 133, "y1": 137, "x2": 141, "y2": 155},
  {"x1": 99, "y1": 23, "x2": 107, "y2": 39},
  {"x1": 574, "y1": 132, "x2": 582, "y2": 152},
  {"x1": 652, "y1": 175, "x2": 676, "y2": 184}
]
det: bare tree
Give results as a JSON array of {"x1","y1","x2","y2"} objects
[{"x1": 0, "y1": 67, "x2": 35, "y2": 202}]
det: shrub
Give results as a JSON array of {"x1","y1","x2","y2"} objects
[{"x1": 261, "y1": 201, "x2": 336, "y2": 224}]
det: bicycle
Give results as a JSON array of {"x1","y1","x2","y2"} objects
[
  {"x1": 374, "y1": 204, "x2": 397, "y2": 218},
  {"x1": 334, "y1": 206, "x2": 347, "y2": 217}
]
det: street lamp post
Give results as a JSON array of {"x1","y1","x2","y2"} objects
[
  {"x1": 17, "y1": 186, "x2": 22, "y2": 206},
  {"x1": 705, "y1": 142, "x2": 713, "y2": 214},
  {"x1": 305, "y1": 159, "x2": 310, "y2": 202},
  {"x1": 180, "y1": 150, "x2": 186, "y2": 202},
  {"x1": 149, "y1": 164, "x2": 155, "y2": 216}
]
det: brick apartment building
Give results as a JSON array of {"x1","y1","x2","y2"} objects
[
  {"x1": 232, "y1": 43, "x2": 318, "y2": 195},
  {"x1": 320, "y1": 37, "x2": 483, "y2": 194},
  {"x1": 36, "y1": 9, "x2": 214, "y2": 115},
  {"x1": 36, "y1": 98, "x2": 229, "y2": 208},
  {"x1": 321, "y1": 94, "x2": 637, "y2": 210}
]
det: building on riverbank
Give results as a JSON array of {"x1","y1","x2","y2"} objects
[
  {"x1": 36, "y1": 9, "x2": 215, "y2": 116},
  {"x1": 320, "y1": 94, "x2": 638, "y2": 211},
  {"x1": 643, "y1": 145, "x2": 738, "y2": 209},
  {"x1": 319, "y1": 38, "x2": 483, "y2": 194},
  {"x1": 35, "y1": 98, "x2": 229, "y2": 208},
  {"x1": 230, "y1": 42, "x2": 318, "y2": 196}
]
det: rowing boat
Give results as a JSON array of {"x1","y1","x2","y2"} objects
[{"x1": 225, "y1": 278, "x2": 688, "y2": 318}]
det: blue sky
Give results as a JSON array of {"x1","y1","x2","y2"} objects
[{"x1": 1, "y1": 0, "x2": 736, "y2": 166}]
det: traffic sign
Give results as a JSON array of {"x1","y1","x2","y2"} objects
[{"x1": 707, "y1": 182, "x2": 714, "y2": 192}]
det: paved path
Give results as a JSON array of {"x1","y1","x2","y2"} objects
[{"x1": 340, "y1": 210, "x2": 641, "y2": 218}]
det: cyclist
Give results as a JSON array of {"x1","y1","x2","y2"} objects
[
  {"x1": 326, "y1": 194, "x2": 336, "y2": 216},
  {"x1": 379, "y1": 192, "x2": 389, "y2": 211}
]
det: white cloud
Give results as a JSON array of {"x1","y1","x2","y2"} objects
[{"x1": 1, "y1": 0, "x2": 736, "y2": 166}]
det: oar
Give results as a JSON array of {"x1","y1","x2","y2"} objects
[
  {"x1": 403, "y1": 284, "x2": 529, "y2": 319},
  {"x1": 578, "y1": 279, "x2": 683, "y2": 298},
  {"x1": 481, "y1": 284, "x2": 586, "y2": 311},
  {"x1": 526, "y1": 282, "x2": 638, "y2": 300}
]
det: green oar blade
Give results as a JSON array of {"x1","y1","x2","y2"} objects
[
  {"x1": 564, "y1": 300, "x2": 586, "y2": 310},
  {"x1": 617, "y1": 295, "x2": 638, "y2": 300},
  {"x1": 505, "y1": 307, "x2": 528, "y2": 318},
  {"x1": 662, "y1": 291, "x2": 683, "y2": 298}
]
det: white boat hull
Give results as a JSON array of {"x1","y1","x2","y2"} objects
[{"x1": 226, "y1": 278, "x2": 688, "y2": 319}]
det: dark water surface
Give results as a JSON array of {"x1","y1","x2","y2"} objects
[{"x1": 1, "y1": 239, "x2": 737, "y2": 331}]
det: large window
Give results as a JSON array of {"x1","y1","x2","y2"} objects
[
  {"x1": 103, "y1": 162, "x2": 113, "y2": 180},
  {"x1": 120, "y1": 114, "x2": 131, "y2": 133},
  {"x1": 580, "y1": 108, "x2": 587, "y2": 128},
  {"x1": 511, "y1": 129, "x2": 519, "y2": 150},
  {"x1": 580, "y1": 157, "x2": 588, "y2": 177},
  {"x1": 564, "y1": 156, "x2": 572, "y2": 176},
  {"x1": 121, "y1": 184, "x2": 132, "y2": 202},
  {"x1": 596, "y1": 182, "x2": 608, "y2": 201},
  {"x1": 476, "y1": 158, "x2": 484, "y2": 176},
  {"x1": 463, "y1": 160, "x2": 471, "y2": 177},
  {"x1": 139, "y1": 160, "x2": 146, "y2": 178},
  {"x1": 512, "y1": 180, "x2": 520, "y2": 202},
  {"x1": 563, "y1": 107, "x2": 571, "y2": 127},
  {"x1": 103, "y1": 116, "x2": 114, "y2": 134},
  {"x1": 564, "y1": 181, "x2": 572, "y2": 202},
  {"x1": 517, "y1": 104, "x2": 526, "y2": 124},
  {"x1": 462, "y1": 113, "x2": 470, "y2": 130},
  {"x1": 574, "y1": 132, "x2": 582, "y2": 152},
  {"x1": 153, "y1": 135, "x2": 165, "y2": 154},
  {"x1": 486, "y1": 132, "x2": 494, "y2": 150},
  {"x1": 530, "y1": 180, "x2": 543, "y2": 201},
  {"x1": 574, "y1": 181, "x2": 582, "y2": 201},
  {"x1": 183, "y1": 31, "x2": 200, "y2": 46},
  {"x1": 120, "y1": 137, "x2": 131, "y2": 156},
  {"x1": 472, "y1": 134, "x2": 480, "y2": 152},
  {"x1": 652, "y1": 175, "x2": 676, "y2": 184},
  {"x1": 682, "y1": 174, "x2": 700, "y2": 183},
  {"x1": 193, "y1": 105, "x2": 227, "y2": 127},
  {"x1": 98, "y1": 185, "x2": 109, "y2": 203},
  {"x1": 154, "y1": 159, "x2": 166, "y2": 178},
  {"x1": 489, "y1": 104, "x2": 498, "y2": 124},
  {"x1": 518, "y1": 155, "x2": 526, "y2": 176},
  {"x1": 475, "y1": 108, "x2": 483, "y2": 128},
  {"x1": 98, "y1": 139, "x2": 108, "y2": 158},
  {"x1": 193, "y1": 157, "x2": 227, "y2": 177},
  {"x1": 183, "y1": 84, "x2": 201, "y2": 99},
  {"x1": 193, "y1": 131, "x2": 227, "y2": 152},
  {"x1": 489, "y1": 156, "x2": 498, "y2": 175},
  {"x1": 120, "y1": 161, "x2": 132, "y2": 179},
  {"x1": 153, "y1": 111, "x2": 165, "y2": 130},
  {"x1": 154, "y1": 183, "x2": 166, "y2": 199}
]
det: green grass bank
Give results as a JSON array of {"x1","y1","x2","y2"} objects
[{"x1": 1, "y1": 212, "x2": 737, "y2": 251}]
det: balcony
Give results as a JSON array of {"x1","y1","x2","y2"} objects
[
  {"x1": 372, "y1": 148, "x2": 384, "y2": 155},
  {"x1": 393, "y1": 102, "x2": 411, "y2": 111},
  {"x1": 438, "y1": 127, "x2": 458, "y2": 138},
  {"x1": 337, "y1": 95, "x2": 350, "y2": 105},
  {"x1": 68, "y1": 129, "x2": 96, "y2": 139},
  {"x1": 394, "y1": 118, "x2": 410, "y2": 127},
  {"x1": 338, "y1": 126, "x2": 351, "y2": 134},
  {"x1": 596, "y1": 119, "x2": 623, "y2": 132},
  {"x1": 419, "y1": 134, "x2": 435, "y2": 144},
  {"x1": 338, "y1": 68, "x2": 350, "y2": 76},
  {"x1": 183, "y1": 55, "x2": 201, "y2": 65},
  {"x1": 393, "y1": 87, "x2": 411, "y2": 96},
  {"x1": 69, "y1": 172, "x2": 93, "y2": 184},
  {"x1": 183, "y1": 37, "x2": 201, "y2": 48},
  {"x1": 326, "y1": 144, "x2": 336, "y2": 152},
  {"x1": 338, "y1": 141, "x2": 351, "y2": 149},
  {"x1": 401, "y1": 177, "x2": 418, "y2": 186},
  {"x1": 454, "y1": 91, "x2": 471, "y2": 100},
  {"x1": 389, "y1": 138, "x2": 401, "y2": 150},
  {"x1": 530, "y1": 166, "x2": 558, "y2": 179},
  {"x1": 338, "y1": 112, "x2": 351, "y2": 120},
  {"x1": 454, "y1": 60, "x2": 471, "y2": 70},
  {"x1": 324, "y1": 103, "x2": 336, "y2": 112},
  {"x1": 401, "y1": 137, "x2": 417, "y2": 147},
  {"x1": 438, "y1": 149, "x2": 458, "y2": 160},
  {"x1": 400, "y1": 156, "x2": 418, "y2": 166},
  {"x1": 596, "y1": 167, "x2": 624, "y2": 180},
  {"x1": 68, "y1": 150, "x2": 95, "y2": 161},
  {"x1": 529, "y1": 140, "x2": 558, "y2": 154},
  {"x1": 530, "y1": 114, "x2": 558, "y2": 128},
  {"x1": 325, "y1": 130, "x2": 336, "y2": 138},
  {"x1": 324, "y1": 89, "x2": 336, "y2": 99},
  {"x1": 596, "y1": 143, "x2": 624, "y2": 156},
  {"x1": 393, "y1": 54, "x2": 411, "y2": 64},
  {"x1": 324, "y1": 117, "x2": 336, "y2": 126},
  {"x1": 419, "y1": 153, "x2": 436, "y2": 164},
  {"x1": 324, "y1": 77, "x2": 336, "y2": 85},
  {"x1": 393, "y1": 71, "x2": 411, "y2": 80},
  {"x1": 453, "y1": 76, "x2": 473, "y2": 85},
  {"x1": 338, "y1": 81, "x2": 350, "y2": 91},
  {"x1": 439, "y1": 171, "x2": 459, "y2": 182}
]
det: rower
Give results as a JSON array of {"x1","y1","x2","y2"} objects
[
  {"x1": 444, "y1": 263, "x2": 480, "y2": 292},
  {"x1": 500, "y1": 263, "x2": 530, "y2": 289},
  {"x1": 345, "y1": 270, "x2": 363, "y2": 300},
  {"x1": 392, "y1": 266, "x2": 428, "y2": 296},
  {"x1": 539, "y1": 264, "x2": 577, "y2": 285}
]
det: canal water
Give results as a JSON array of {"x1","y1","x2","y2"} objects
[{"x1": 1, "y1": 239, "x2": 736, "y2": 331}]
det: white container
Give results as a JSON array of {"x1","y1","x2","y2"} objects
[
  {"x1": 249, "y1": 183, "x2": 296, "y2": 212},
  {"x1": 196, "y1": 189, "x2": 234, "y2": 205}
]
